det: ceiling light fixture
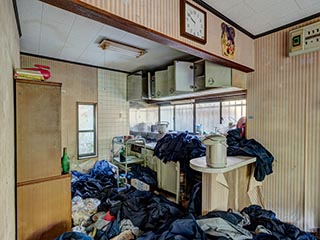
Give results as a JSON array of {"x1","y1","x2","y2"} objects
[{"x1": 99, "y1": 39, "x2": 146, "y2": 58}]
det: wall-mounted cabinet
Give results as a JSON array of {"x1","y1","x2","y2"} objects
[
  {"x1": 128, "y1": 59, "x2": 244, "y2": 102},
  {"x1": 127, "y1": 71, "x2": 148, "y2": 101},
  {"x1": 154, "y1": 69, "x2": 169, "y2": 97},
  {"x1": 154, "y1": 60, "x2": 194, "y2": 97},
  {"x1": 174, "y1": 61, "x2": 194, "y2": 92},
  {"x1": 194, "y1": 60, "x2": 232, "y2": 91},
  {"x1": 231, "y1": 69, "x2": 247, "y2": 89}
]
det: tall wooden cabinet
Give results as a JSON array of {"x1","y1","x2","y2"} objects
[{"x1": 15, "y1": 79, "x2": 71, "y2": 240}]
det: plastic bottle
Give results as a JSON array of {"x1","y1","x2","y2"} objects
[{"x1": 61, "y1": 147, "x2": 70, "y2": 174}]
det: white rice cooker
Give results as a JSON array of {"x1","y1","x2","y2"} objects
[
  {"x1": 156, "y1": 121, "x2": 169, "y2": 134},
  {"x1": 202, "y1": 134, "x2": 227, "y2": 168}
]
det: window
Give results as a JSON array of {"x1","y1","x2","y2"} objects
[
  {"x1": 130, "y1": 97, "x2": 246, "y2": 135},
  {"x1": 221, "y1": 100, "x2": 246, "y2": 126},
  {"x1": 129, "y1": 105, "x2": 159, "y2": 131},
  {"x1": 196, "y1": 102, "x2": 220, "y2": 134},
  {"x1": 160, "y1": 105, "x2": 174, "y2": 131},
  {"x1": 175, "y1": 104, "x2": 194, "y2": 132},
  {"x1": 77, "y1": 103, "x2": 97, "y2": 159}
]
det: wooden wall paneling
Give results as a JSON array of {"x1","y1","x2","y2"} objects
[
  {"x1": 248, "y1": 17, "x2": 320, "y2": 229},
  {"x1": 17, "y1": 175, "x2": 71, "y2": 240},
  {"x1": 40, "y1": 0, "x2": 254, "y2": 72},
  {"x1": 305, "y1": 50, "x2": 320, "y2": 231},
  {"x1": 16, "y1": 80, "x2": 62, "y2": 183}
]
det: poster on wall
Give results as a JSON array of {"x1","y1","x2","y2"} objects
[{"x1": 221, "y1": 23, "x2": 235, "y2": 59}]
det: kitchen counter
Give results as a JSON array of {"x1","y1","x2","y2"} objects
[
  {"x1": 190, "y1": 156, "x2": 256, "y2": 214},
  {"x1": 190, "y1": 156, "x2": 256, "y2": 174},
  {"x1": 145, "y1": 141, "x2": 157, "y2": 150}
]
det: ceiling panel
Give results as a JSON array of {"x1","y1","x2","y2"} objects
[
  {"x1": 18, "y1": 0, "x2": 189, "y2": 73},
  {"x1": 202, "y1": 0, "x2": 320, "y2": 35}
]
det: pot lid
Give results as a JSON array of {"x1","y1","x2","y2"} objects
[{"x1": 202, "y1": 134, "x2": 226, "y2": 145}]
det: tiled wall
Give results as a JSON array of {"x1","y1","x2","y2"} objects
[
  {"x1": 0, "y1": 0, "x2": 20, "y2": 238},
  {"x1": 98, "y1": 69, "x2": 129, "y2": 160}
]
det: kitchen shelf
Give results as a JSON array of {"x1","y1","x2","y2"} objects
[{"x1": 111, "y1": 137, "x2": 146, "y2": 174}]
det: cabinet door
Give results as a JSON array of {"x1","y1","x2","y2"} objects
[
  {"x1": 16, "y1": 80, "x2": 61, "y2": 183},
  {"x1": 167, "y1": 65, "x2": 175, "y2": 95},
  {"x1": 127, "y1": 71, "x2": 148, "y2": 100},
  {"x1": 231, "y1": 69, "x2": 247, "y2": 89},
  {"x1": 155, "y1": 69, "x2": 169, "y2": 97},
  {"x1": 205, "y1": 61, "x2": 231, "y2": 88},
  {"x1": 17, "y1": 175, "x2": 71, "y2": 240},
  {"x1": 174, "y1": 61, "x2": 194, "y2": 92}
]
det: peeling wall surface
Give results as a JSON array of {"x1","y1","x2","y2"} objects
[
  {"x1": 21, "y1": 55, "x2": 98, "y2": 164},
  {"x1": 248, "y1": 17, "x2": 320, "y2": 230},
  {"x1": 0, "y1": 0, "x2": 20, "y2": 238},
  {"x1": 21, "y1": 56, "x2": 129, "y2": 172}
]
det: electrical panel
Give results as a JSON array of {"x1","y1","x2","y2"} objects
[{"x1": 289, "y1": 21, "x2": 320, "y2": 56}]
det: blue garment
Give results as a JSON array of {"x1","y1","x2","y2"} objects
[
  {"x1": 187, "y1": 182, "x2": 202, "y2": 217},
  {"x1": 241, "y1": 205, "x2": 317, "y2": 240},
  {"x1": 71, "y1": 160, "x2": 118, "y2": 199},
  {"x1": 55, "y1": 232, "x2": 92, "y2": 240},
  {"x1": 154, "y1": 132, "x2": 206, "y2": 177},
  {"x1": 137, "y1": 215, "x2": 207, "y2": 240},
  {"x1": 126, "y1": 164, "x2": 157, "y2": 187},
  {"x1": 227, "y1": 129, "x2": 274, "y2": 181}
]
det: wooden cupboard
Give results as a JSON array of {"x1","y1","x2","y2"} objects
[
  {"x1": 15, "y1": 79, "x2": 71, "y2": 240},
  {"x1": 17, "y1": 175, "x2": 71, "y2": 240}
]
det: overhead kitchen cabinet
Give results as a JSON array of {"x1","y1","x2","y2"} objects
[
  {"x1": 167, "y1": 61, "x2": 194, "y2": 95},
  {"x1": 152, "y1": 61, "x2": 194, "y2": 98},
  {"x1": 194, "y1": 60, "x2": 232, "y2": 90},
  {"x1": 127, "y1": 70, "x2": 149, "y2": 101},
  {"x1": 154, "y1": 69, "x2": 169, "y2": 97}
]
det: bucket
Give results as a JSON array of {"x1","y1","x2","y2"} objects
[{"x1": 202, "y1": 134, "x2": 227, "y2": 168}]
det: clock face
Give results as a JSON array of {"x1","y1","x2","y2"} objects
[
  {"x1": 180, "y1": 0, "x2": 207, "y2": 44},
  {"x1": 185, "y1": 3, "x2": 205, "y2": 40}
]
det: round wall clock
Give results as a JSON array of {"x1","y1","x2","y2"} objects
[{"x1": 180, "y1": 0, "x2": 207, "y2": 44}]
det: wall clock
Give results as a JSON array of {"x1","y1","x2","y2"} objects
[{"x1": 180, "y1": 0, "x2": 207, "y2": 44}]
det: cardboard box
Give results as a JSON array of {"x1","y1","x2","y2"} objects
[{"x1": 131, "y1": 178, "x2": 150, "y2": 191}]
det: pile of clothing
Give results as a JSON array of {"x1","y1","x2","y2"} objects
[
  {"x1": 227, "y1": 128, "x2": 274, "y2": 181},
  {"x1": 153, "y1": 131, "x2": 206, "y2": 176},
  {"x1": 126, "y1": 164, "x2": 157, "y2": 188},
  {"x1": 72, "y1": 160, "x2": 118, "y2": 199},
  {"x1": 57, "y1": 160, "x2": 316, "y2": 240}
]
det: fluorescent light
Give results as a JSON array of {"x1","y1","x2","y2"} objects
[{"x1": 99, "y1": 39, "x2": 146, "y2": 58}]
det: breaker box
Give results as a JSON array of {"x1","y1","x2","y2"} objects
[{"x1": 289, "y1": 21, "x2": 320, "y2": 56}]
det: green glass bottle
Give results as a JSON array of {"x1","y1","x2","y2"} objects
[{"x1": 61, "y1": 147, "x2": 70, "y2": 174}]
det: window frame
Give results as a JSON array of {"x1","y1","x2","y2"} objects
[
  {"x1": 77, "y1": 102, "x2": 98, "y2": 160},
  {"x1": 158, "y1": 95, "x2": 246, "y2": 134}
]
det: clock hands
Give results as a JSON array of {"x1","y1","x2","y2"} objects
[{"x1": 187, "y1": 12, "x2": 196, "y2": 24}]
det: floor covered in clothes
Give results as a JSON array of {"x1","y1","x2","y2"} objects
[{"x1": 56, "y1": 160, "x2": 317, "y2": 240}]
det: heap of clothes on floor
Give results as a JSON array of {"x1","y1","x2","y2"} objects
[{"x1": 57, "y1": 160, "x2": 316, "y2": 240}]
